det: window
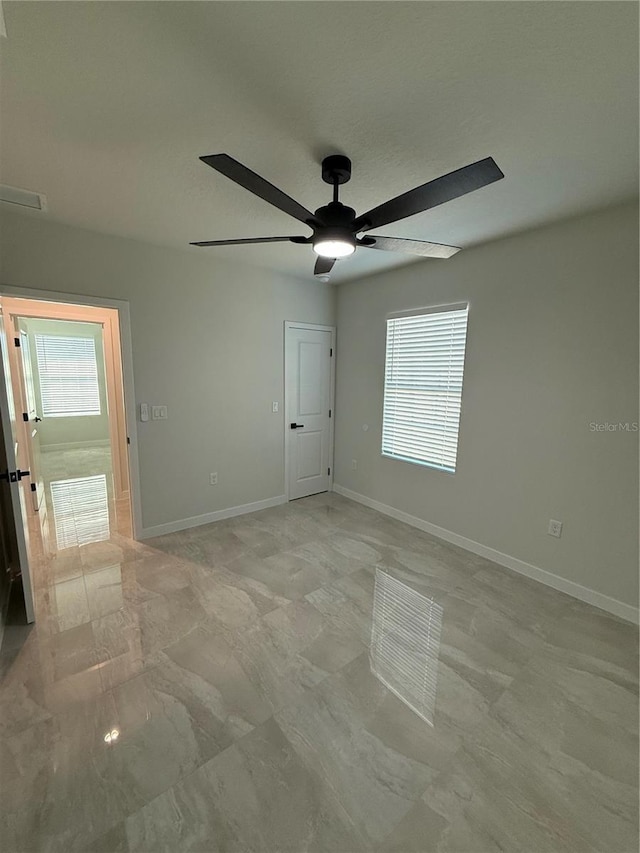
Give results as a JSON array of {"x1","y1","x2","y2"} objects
[
  {"x1": 35, "y1": 334, "x2": 101, "y2": 417},
  {"x1": 382, "y1": 303, "x2": 469, "y2": 473}
]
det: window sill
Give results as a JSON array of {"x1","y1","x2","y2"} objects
[{"x1": 381, "y1": 452, "x2": 456, "y2": 475}]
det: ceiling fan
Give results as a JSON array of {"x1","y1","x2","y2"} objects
[{"x1": 191, "y1": 153, "x2": 504, "y2": 281}]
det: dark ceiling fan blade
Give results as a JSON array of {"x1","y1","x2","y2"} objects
[
  {"x1": 358, "y1": 235, "x2": 460, "y2": 258},
  {"x1": 190, "y1": 236, "x2": 308, "y2": 247},
  {"x1": 314, "y1": 256, "x2": 336, "y2": 278},
  {"x1": 200, "y1": 154, "x2": 320, "y2": 227},
  {"x1": 352, "y1": 157, "x2": 504, "y2": 233}
]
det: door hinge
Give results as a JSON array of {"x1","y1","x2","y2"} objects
[
  {"x1": 328, "y1": 467, "x2": 331, "y2": 476},
  {"x1": 329, "y1": 409, "x2": 332, "y2": 418},
  {"x1": 127, "y1": 436, "x2": 131, "y2": 445},
  {"x1": 14, "y1": 337, "x2": 20, "y2": 347},
  {"x1": 330, "y1": 347, "x2": 333, "y2": 357},
  {"x1": 30, "y1": 483, "x2": 36, "y2": 492},
  {"x1": 22, "y1": 412, "x2": 29, "y2": 422}
]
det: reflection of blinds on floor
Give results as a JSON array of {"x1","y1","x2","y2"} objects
[
  {"x1": 34, "y1": 334, "x2": 101, "y2": 417},
  {"x1": 50, "y1": 475, "x2": 110, "y2": 549},
  {"x1": 370, "y1": 568, "x2": 443, "y2": 726}
]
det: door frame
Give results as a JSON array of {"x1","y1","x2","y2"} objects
[
  {"x1": 0, "y1": 284, "x2": 143, "y2": 540},
  {"x1": 283, "y1": 321, "x2": 336, "y2": 501},
  {"x1": 2, "y1": 299, "x2": 130, "y2": 504}
]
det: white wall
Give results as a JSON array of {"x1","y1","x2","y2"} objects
[
  {"x1": 0, "y1": 211, "x2": 335, "y2": 531},
  {"x1": 334, "y1": 202, "x2": 639, "y2": 611},
  {"x1": 20, "y1": 317, "x2": 109, "y2": 449}
]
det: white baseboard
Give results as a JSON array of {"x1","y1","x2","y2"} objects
[
  {"x1": 333, "y1": 484, "x2": 638, "y2": 625},
  {"x1": 138, "y1": 494, "x2": 287, "y2": 539},
  {"x1": 42, "y1": 439, "x2": 110, "y2": 452}
]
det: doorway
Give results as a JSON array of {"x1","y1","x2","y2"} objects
[
  {"x1": 0, "y1": 291, "x2": 140, "y2": 627},
  {"x1": 284, "y1": 321, "x2": 335, "y2": 500}
]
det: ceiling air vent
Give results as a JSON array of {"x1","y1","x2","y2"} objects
[{"x1": 0, "y1": 184, "x2": 48, "y2": 212}]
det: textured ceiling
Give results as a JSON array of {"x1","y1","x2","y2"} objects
[{"x1": 1, "y1": 1, "x2": 638, "y2": 284}]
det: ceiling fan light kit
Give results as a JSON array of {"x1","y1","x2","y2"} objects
[
  {"x1": 191, "y1": 151, "x2": 504, "y2": 281},
  {"x1": 313, "y1": 237, "x2": 355, "y2": 258}
]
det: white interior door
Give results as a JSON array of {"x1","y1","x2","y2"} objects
[
  {"x1": 17, "y1": 325, "x2": 45, "y2": 513},
  {"x1": 285, "y1": 323, "x2": 334, "y2": 500},
  {"x1": 0, "y1": 319, "x2": 35, "y2": 623}
]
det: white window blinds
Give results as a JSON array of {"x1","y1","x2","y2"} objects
[
  {"x1": 35, "y1": 334, "x2": 101, "y2": 417},
  {"x1": 382, "y1": 304, "x2": 469, "y2": 473}
]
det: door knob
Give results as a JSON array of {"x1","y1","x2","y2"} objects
[{"x1": 290, "y1": 423, "x2": 305, "y2": 429}]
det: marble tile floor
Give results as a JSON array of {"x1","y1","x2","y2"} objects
[
  {"x1": 0, "y1": 491, "x2": 637, "y2": 852},
  {"x1": 38, "y1": 445, "x2": 132, "y2": 540}
]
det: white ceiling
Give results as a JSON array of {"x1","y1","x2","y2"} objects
[{"x1": 1, "y1": 1, "x2": 638, "y2": 284}]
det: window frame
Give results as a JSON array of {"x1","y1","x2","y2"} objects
[{"x1": 381, "y1": 302, "x2": 469, "y2": 475}]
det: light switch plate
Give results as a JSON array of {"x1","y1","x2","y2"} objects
[
  {"x1": 152, "y1": 405, "x2": 168, "y2": 420},
  {"x1": 140, "y1": 403, "x2": 149, "y2": 422},
  {"x1": 272, "y1": 402, "x2": 279, "y2": 413}
]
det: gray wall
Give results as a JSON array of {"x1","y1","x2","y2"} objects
[
  {"x1": 0, "y1": 211, "x2": 335, "y2": 530},
  {"x1": 19, "y1": 317, "x2": 109, "y2": 449},
  {"x1": 334, "y1": 202, "x2": 639, "y2": 608}
]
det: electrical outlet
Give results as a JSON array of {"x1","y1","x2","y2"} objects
[
  {"x1": 209, "y1": 472, "x2": 218, "y2": 486},
  {"x1": 548, "y1": 519, "x2": 563, "y2": 538},
  {"x1": 351, "y1": 459, "x2": 358, "y2": 470},
  {"x1": 272, "y1": 402, "x2": 279, "y2": 413}
]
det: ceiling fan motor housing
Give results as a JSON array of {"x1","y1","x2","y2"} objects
[{"x1": 312, "y1": 201, "x2": 357, "y2": 253}]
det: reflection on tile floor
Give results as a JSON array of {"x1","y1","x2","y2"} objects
[
  {"x1": 370, "y1": 568, "x2": 443, "y2": 726},
  {"x1": 0, "y1": 454, "x2": 638, "y2": 851}
]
